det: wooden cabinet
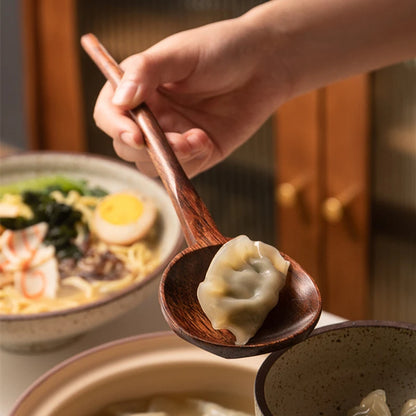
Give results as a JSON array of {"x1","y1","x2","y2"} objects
[
  {"x1": 22, "y1": 0, "x2": 86, "y2": 152},
  {"x1": 275, "y1": 75, "x2": 370, "y2": 320}
]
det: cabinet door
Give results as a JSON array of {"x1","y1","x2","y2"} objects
[
  {"x1": 22, "y1": 0, "x2": 85, "y2": 151},
  {"x1": 275, "y1": 76, "x2": 370, "y2": 319},
  {"x1": 324, "y1": 75, "x2": 370, "y2": 320},
  {"x1": 275, "y1": 90, "x2": 325, "y2": 294}
]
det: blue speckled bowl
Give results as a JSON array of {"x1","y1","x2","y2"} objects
[{"x1": 255, "y1": 320, "x2": 416, "y2": 415}]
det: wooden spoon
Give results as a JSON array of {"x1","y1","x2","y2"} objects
[{"x1": 81, "y1": 33, "x2": 322, "y2": 358}]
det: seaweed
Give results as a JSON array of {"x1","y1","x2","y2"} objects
[{"x1": 0, "y1": 188, "x2": 92, "y2": 260}]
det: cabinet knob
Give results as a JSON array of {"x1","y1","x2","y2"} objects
[
  {"x1": 276, "y1": 182, "x2": 298, "y2": 207},
  {"x1": 322, "y1": 188, "x2": 358, "y2": 223},
  {"x1": 322, "y1": 197, "x2": 344, "y2": 223}
]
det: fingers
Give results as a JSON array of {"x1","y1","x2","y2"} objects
[
  {"x1": 93, "y1": 32, "x2": 209, "y2": 177},
  {"x1": 94, "y1": 78, "x2": 218, "y2": 178},
  {"x1": 142, "y1": 130, "x2": 217, "y2": 178},
  {"x1": 110, "y1": 34, "x2": 198, "y2": 109},
  {"x1": 93, "y1": 81, "x2": 144, "y2": 149},
  {"x1": 164, "y1": 130, "x2": 218, "y2": 178},
  {"x1": 112, "y1": 54, "x2": 154, "y2": 108},
  {"x1": 113, "y1": 129, "x2": 218, "y2": 178},
  {"x1": 94, "y1": 37, "x2": 199, "y2": 151}
]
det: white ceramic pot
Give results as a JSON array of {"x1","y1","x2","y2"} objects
[{"x1": 11, "y1": 331, "x2": 264, "y2": 416}]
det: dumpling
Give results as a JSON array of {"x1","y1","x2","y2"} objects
[
  {"x1": 401, "y1": 399, "x2": 416, "y2": 416},
  {"x1": 99, "y1": 396, "x2": 251, "y2": 416},
  {"x1": 197, "y1": 235, "x2": 290, "y2": 345},
  {"x1": 147, "y1": 396, "x2": 251, "y2": 416},
  {"x1": 347, "y1": 390, "x2": 391, "y2": 416},
  {"x1": 348, "y1": 390, "x2": 416, "y2": 416}
]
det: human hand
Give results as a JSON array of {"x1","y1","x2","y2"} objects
[
  {"x1": 93, "y1": 0, "x2": 416, "y2": 178},
  {"x1": 93, "y1": 14, "x2": 289, "y2": 177}
]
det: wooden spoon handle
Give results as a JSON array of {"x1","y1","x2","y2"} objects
[{"x1": 81, "y1": 33, "x2": 225, "y2": 247}]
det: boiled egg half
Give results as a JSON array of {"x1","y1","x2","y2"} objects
[{"x1": 92, "y1": 191, "x2": 157, "y2": 245}]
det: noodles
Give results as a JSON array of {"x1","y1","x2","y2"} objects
[
  {"x1": 0, "y1": 193, "x2": 33, "y2": 219},
  {"x1": 0, "y1": 185, "x2": 160, "y2": 315}
]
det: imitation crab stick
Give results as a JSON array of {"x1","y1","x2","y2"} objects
[
  {"x1": 20, "y1": 270, "x2": 47, "y2": 299},
  {"x1": 0, "y1": 222, "x2": 59, "y2": 299},
  {"x1": 0, "y1": 223, "x2": 48, "y2": 271},
  {"x1": 15, "y1": 255, "x2": 59, "y2": 299}
]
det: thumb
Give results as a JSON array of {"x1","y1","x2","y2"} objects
[{"x1": 111, "y1": 34, "x2": 199, "y2": 109}]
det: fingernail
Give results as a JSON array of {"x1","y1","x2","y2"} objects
[
  {"x1": 120, "y1": 132, "x2": 143, "y2": 150},
  {"x1": 112, "y1": 80, "x2": 139, "y2": 105}
]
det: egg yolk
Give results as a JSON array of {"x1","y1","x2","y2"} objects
[{"x1": 98, "y1": 194, "x2": 143, "y2": 225}]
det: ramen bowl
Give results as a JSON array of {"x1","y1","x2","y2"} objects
[
  {"x1": 0, "y1": 152, "x2": 183, "y2": 352},
  {"x1": 10, "y1": 331, "x2": 263, "y2": 415},
  {"x1": 255, "y1": 320, "x2": 416, "y2": 416}
]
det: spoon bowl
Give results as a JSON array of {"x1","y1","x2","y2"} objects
[
  {"x1": 160, "y1": 245, "x2": 321, "y2": 358},
  {"x1": 81, "y1": 33, "x2": 322, "y2": 359}
]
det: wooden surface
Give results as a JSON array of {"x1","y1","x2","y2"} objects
[
  {"x1": 275, "y1": 76, "x2": 370, "y2": 320},
  {"x1": 160, "y1": 248, "x2": 322, "y2": 358},
  {"x1": 21, "y1": 0, "x2": 86, "y2": 152},
  {"x1": 275, "y1": 90, "x2": 325, "y2": 296},
  {"x1": 324, "y1": 75, "x2": 370, "y2": 319}
]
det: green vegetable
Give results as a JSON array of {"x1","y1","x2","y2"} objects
[
  {"x1": 0, "y1": 175, "x2": 84, "y2": 196},
  {"x1": 0, "y1": 175, "x2": 107, "y2": 197}
]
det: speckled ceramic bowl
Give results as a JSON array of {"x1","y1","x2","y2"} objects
[
  {"x1": 10, "y1": 331, "x2": 264, "y2": 416},
  {"x1": 0, "y1": 152, "x2": 183, "y2": 352},
  {"x1": 255, "y1": 321, "x2": 416, "y2": 416}
]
